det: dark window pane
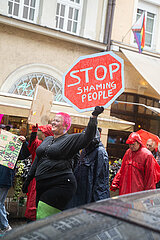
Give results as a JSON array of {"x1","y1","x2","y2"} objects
[
  {"x1": 150, "y1": 119, "x2": 159, "y2": 134},
  {"x1": 146, "y1": 99, "x2": 153, "y2": 115},
  {"x1": 60, "y1": 5, "x2": 65, "y2": 17},
  {"x1": 13, "y1": 3, "x2": 19, "y2": 16},
  {"x1": 126, "y1": 103, "x2": 133, "y2": 112},
  {"x1": 8, "y1": 2, "x2": 13, "y2": 14},
  {"x1": 147, "y1": 12, "x2": 154, "y2": 18},
  {"x1": 154, "y1": 101, "x2": 159, "y2": 108},
  {"x1": 112, "y1": 102, "x2": 118, "y2": 110},
  {"x1": 31, "y1": 0, "x2": 36, "y2": 7},
  {"x1": 23, "y1": 6, "x2": 28, "y2": 19},
  {"x1": 147, "y1": 98, "x2": 153, "y2": 106},
  {"x1": 74, "y1": 9, "x2": 79, "y2": 20},
  {"x1": 139, "y1": 97, "x2": 146, "y2": 104},
  {"x1": 29, "y1": 8, "x2": 35, "y2": 20},
  {"x1": 68, "y1": 7, "x2": 73, "y2": 19},
  {"x1": 138, "y1": 97, "x2": 146, "y2": 114},
  {"x1": 138, "y1": 106, "x2": 145, "y2": 114},
  {"x1": 24, "y1": 0, "x2": 29, "y2": 5},
  {"x1": 67, "y1": 20, "x2": 72, "y2": 31},
  {"x1": 72, "y1": 21, "x2": 77, "y2": 33},
  {"x1": 118, "y1": 103, "x2": 125, "y2": 111},
  {"x1": 56, "y1": 3, "x2": 60, "y2": 15},
  {"x1": 56, "y1": 16, "x2": 58, "y2": 28},
  {"x1": 118, "y1": 94, "x2": 126, "y2": 101},
  {"x1": 137, "y1": 9, "x2": 143, "y2": 16},
  {"x1": 146, "y1": 18, "x2": 154, "y2": 32},
  {"x1": 145, "y1": 33, "x2": 152, "y2": 47},
  {"x1": 127, "y1": 94, "x2": 134, "y2": 102},
  {"x1": 59, "y1": 18, "x2": 64, "y2": 29}
]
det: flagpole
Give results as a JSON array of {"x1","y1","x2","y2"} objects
[
  {"x1": 122, "y1": 11, "x2": 145, "y2": 42},
  {"x1": 122, "y1": 26, "x2": 134, "y2": 42}
]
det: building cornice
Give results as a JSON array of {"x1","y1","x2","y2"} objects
[
  {"x1": 0, "y1": 14, "x2": 107, "y2": 51},
  {"x1": 111, "y1": 40, "x2": 160, "y2": 59}
]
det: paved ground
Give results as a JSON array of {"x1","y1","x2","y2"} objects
[
  {"x1": 0, "y1": 218, "x2": 27, "y2": 238},
  {"x1": 9, "y1": 218, "x2": 28, "y2": 229}
]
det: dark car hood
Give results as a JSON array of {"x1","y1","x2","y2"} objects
[{"x1": 4, "y1": 189, "x2": 160, "y2": 240}]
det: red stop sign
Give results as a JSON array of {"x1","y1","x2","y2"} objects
[{"x1": 63, "y1": 51, "x2": 124, "y2": 112}]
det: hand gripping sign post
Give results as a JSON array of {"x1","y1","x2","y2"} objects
[{"x1": 63, "y1": 51, "x2": 124, "y2": 112}]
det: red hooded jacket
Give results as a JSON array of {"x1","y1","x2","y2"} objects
[{"x1": 110, "y1": 132, "x2": 158, "y2": 195}]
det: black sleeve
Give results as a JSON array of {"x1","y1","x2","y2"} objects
[
  {"x1": 82, "y1": 117, "x2": 97, "y2": 145},
  {"x1": 26, "y1": 155, "x2": 38, "y2": 182},
  {"x1": 17, "y1": 141, "x2": 30, "y2": 160},
  {"x1": 72, "y1": 152, "x2": 80, "y2": 169},
  {"x1": 47, "y1": 117, "x2": 97, "y2": 160},
  {"x1": 29, "y1": 132, "x2": 37, "y2": 146},
  {"x1": 66, "y1": 117, "x2": 97, "y2": 157}
]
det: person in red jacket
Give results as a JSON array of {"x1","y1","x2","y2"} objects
[
  {"x1": 110, "y1": 132, "x2": 158, "y2": 195},
  {"x1": 24, "y1": 124, "x2": 54, "y2": 222}
]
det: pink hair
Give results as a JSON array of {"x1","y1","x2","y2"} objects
[{"x1": 56, "y1": 112, "x2": 71, "y2": 131}]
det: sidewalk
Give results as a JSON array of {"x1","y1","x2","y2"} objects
[
  {"x1": 9, "y1": 218, "x2": 27, "y2": 229},
  {"x1": 0, "y1": 218, "x2": 27, "y2": 238}
]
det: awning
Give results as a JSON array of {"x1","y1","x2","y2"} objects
[
  {"x1": 121, "y1": 49, "x2": 160, "y2": 96},
  {"x1": 0, "y1": 92, "x2": 134, "y2": 131}
]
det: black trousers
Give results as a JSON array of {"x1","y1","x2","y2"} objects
[{"x1": 36, "y1": 173, "x2": 77, "y2": 210}]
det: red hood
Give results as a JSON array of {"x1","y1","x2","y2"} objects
[
  {"x1": 38, "y1": 124, "x2": 54, "y2": 137},
  {"x1": 126, "y1": 132, "x2": 143, "y2": 146}
]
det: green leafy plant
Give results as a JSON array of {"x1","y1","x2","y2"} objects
[
  {"x1": 109, "y1": 158, "x2": 122, "y2": 187},
  {"x1": 12, "y1": 156, "x2": 32, "y2": 202}
]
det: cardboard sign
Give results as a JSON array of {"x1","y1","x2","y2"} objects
[
  {"x1": 0, "y1": 129, "x2": 23, "y2": 169},
  {"x1": 63, "y1": 51, "x2": 124, "y2": 112},
  {"x1": 28, "y1": 85, "x2": 54, "y2": 125}
]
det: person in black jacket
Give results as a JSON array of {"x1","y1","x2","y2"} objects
[
  {"x1": 22, "y1": 106, "x2": 104, "y2": 219},
  {"x1": 66, "y1": 128, "x2": 110, "y2": 209}
]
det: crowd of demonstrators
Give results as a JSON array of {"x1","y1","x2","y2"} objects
[
  {"x1": 110, "y1": 132, "x2": 160, "y2": 195},
  {"x1": 22, "y1": 106, "x2": 104, "y2": 219},
  {"x1": 66, "y1": 128, "x2": 110, "y2": 209},
  {"x1": 2, "y1": 110, "x2": 160, "y2": 231},
  {"x1": 24, "y1": 124, "x2": 54, "y2": 222}
]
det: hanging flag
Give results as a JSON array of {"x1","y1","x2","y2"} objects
[{"x1": 132, "y1": 11, "x2": 145, "y2": 53}]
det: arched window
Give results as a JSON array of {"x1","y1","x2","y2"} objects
[{"x1": 8, "y1": 72, "x2": 64, "y2": 102}]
